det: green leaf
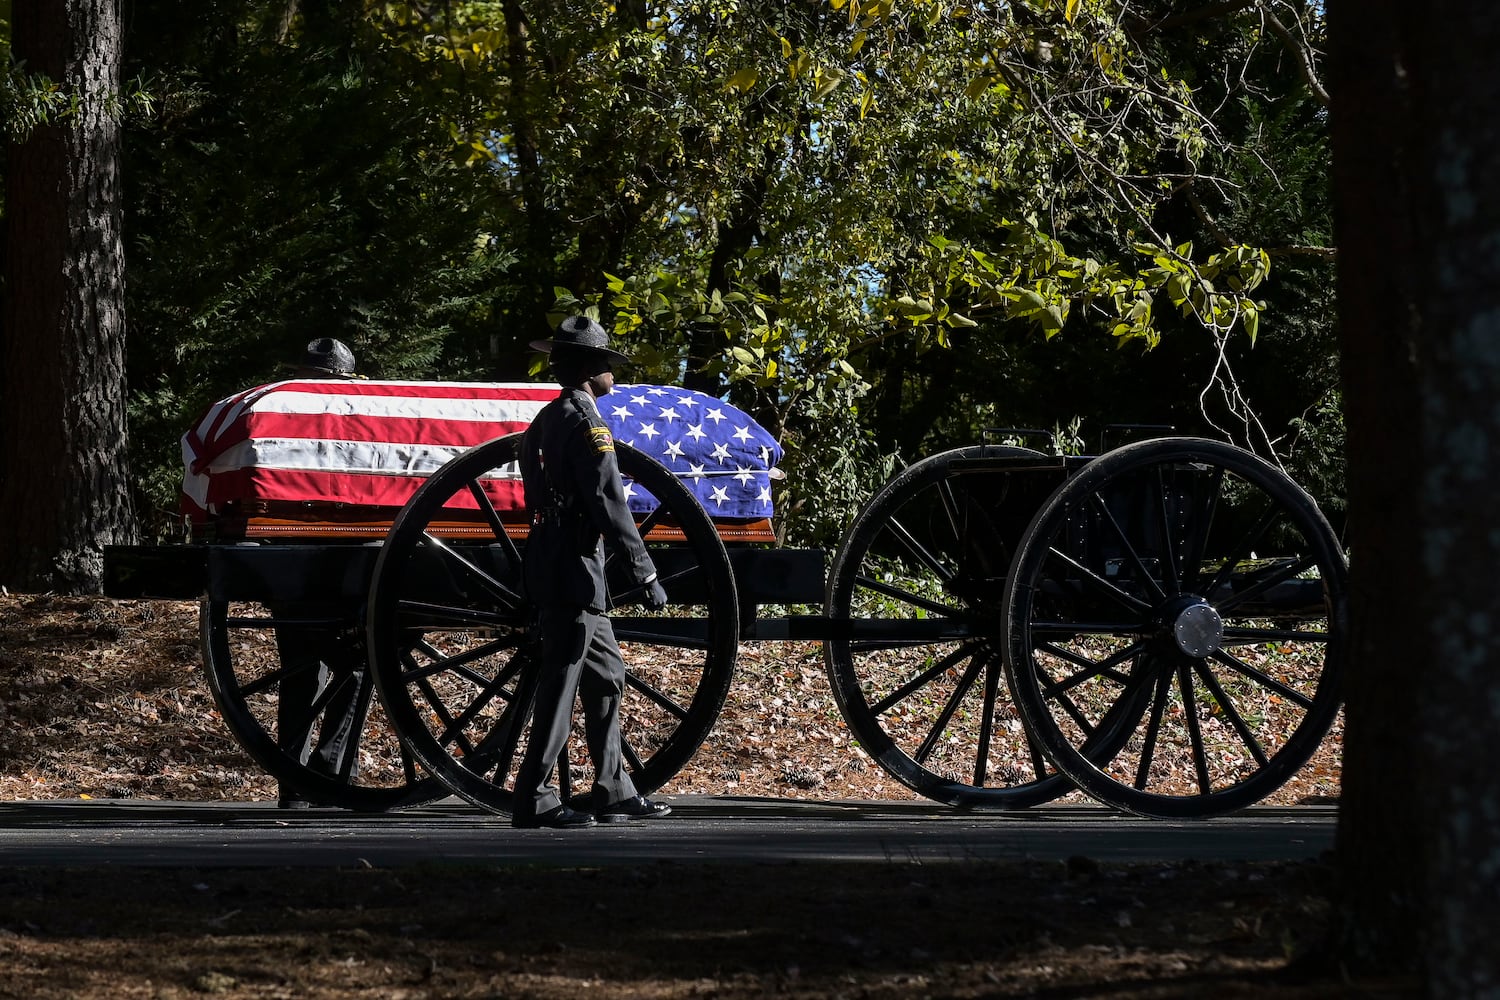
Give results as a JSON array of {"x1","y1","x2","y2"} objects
[
  {"x1": 790, "y1": 49, "x2": 812, "y2": 81},
  {"x1": 814, "y1": 67, "x2": 846, "y2": 100},
  {"x1": 1014, "y1": 288, "x2": 1048, "y2": 313},
  {"x1": 1166, "y1": 273, "x2": 1190, "y2": 306},
  {"x1": 724, "y1": 67, "x2": 760, "y2": 93}
]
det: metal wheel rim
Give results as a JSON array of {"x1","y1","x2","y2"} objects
[
  {"x1": 200, "y1": 598, "x2": 448, "y2": 811},
  {"x1": 366, "y1": 433, "x2": 739, "y2": 814},
  {"x1": 824, "y1": 445, "x2": 1076, "y2": 808},
  {"x1": 1003, "y1": 437, "x2": 1347, "y2": 818}
]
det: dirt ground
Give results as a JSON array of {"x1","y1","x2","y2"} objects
[{"x1": 0, "y1": 594, "x2": 1403, "y2": 999}]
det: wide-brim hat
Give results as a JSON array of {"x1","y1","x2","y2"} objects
[
  {"x1": 279, "y1": 337, "x2": 358, "y2": 376},
  {"x1": 529, "y1": 315, "x2": 630, "y2": 366}
]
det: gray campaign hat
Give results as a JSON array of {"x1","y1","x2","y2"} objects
[
  {"x1": 529, "y1": 315, "x2": 630, "y2": 366},
  {"x1": 283, "y1": 337, "x2": 358, "y2": 376}
]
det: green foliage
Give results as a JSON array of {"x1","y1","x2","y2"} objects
[
  {"x1": 1, "y1": 4, "x2": 157, "y2": 145},
  {"x1": 1, "y1": 65, "x2": 76, "y2": 141},
  {"x1": 775, "y1": 381, "x2": 900, "y2": 550},
  {"x1": 846, "y1": 1, "x2": 1341, "y2": 515},
  {"x1": 121, "y1": 2, "x2": 519, "y2": 532},
  {"x1": 101, "y1": 0, "x2": 1341, "y2": 540},
  {"x1": 1286, "y1": 387, "x2": 1347, "y2": 524}
]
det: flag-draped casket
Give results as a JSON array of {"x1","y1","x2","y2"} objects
[{"x1": 181, "y1": 380, "x2": 783, "y2": 540}]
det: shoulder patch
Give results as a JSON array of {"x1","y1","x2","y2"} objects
[{"x1": 587, "y1": 425, "x2": 615, "y2": 454}]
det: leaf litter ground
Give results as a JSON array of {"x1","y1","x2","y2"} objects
[{"x1": 0, "y1": 594, "x2": 1394, "y2": 999}]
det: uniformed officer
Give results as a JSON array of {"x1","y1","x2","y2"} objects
[
  {"x1": 511, "y1": 316, "x2": 673, "y2": 830},
  {"x1": 274, "y1": 337, "x2": 365, "y2": 808}
]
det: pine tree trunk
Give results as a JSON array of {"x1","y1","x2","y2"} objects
[
  {"x1": 0, "y1": 0, "x2": 135, "y2": 594},
  {"x1": 1329, "y1": 2, "x2": 1500, "y2": 990}
]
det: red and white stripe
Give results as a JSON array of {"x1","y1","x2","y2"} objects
[{"x1": 181, "y1": 380, "x2": 556, "y2": 520}]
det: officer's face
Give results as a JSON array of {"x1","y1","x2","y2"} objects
[{"x1": 585, "y1": 364, "x2": 614, "y2": 397}]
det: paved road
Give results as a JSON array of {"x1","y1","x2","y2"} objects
[{"x1": 0, "y1": 796, "x2": 1334, "y2": 868}]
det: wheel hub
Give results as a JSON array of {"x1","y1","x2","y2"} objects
[{"x1": 1169, "y1": 599, "x2": 1224, "y2": 658}]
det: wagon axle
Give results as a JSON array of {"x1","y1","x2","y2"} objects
[{"x1": 1163, "y1": 596, "x2": 1226, "y2": 660}]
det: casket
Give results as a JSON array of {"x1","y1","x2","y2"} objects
[{"x1": 180, "y1": 380, "x2": 783, "y2": 542}]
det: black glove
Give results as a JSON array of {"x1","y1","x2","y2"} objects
[{"x1": 643, "y1": 579, "x2": 668, "y2": 611}]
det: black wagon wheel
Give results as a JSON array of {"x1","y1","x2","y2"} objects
[
  {"x1": 201, "y1": 598, "x2": 449, "y2": 811},
  {"x1": 365, "y1": 433, "x2": 739, "y2": 815},
  {"x1": 1003, "y1": 437, "x2": 1347, "y2": 819},
  {"x1": 824, "y1": 444, "x2": 1084, "y2": 809}
]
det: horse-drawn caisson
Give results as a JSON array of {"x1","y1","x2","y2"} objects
[{"x1": 106, "y1": 373, "x2": 1345, "y2": 820}]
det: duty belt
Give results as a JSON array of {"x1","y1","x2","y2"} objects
[{"x1": 530, "y1": 507, "x2": 569, "y2": 526}]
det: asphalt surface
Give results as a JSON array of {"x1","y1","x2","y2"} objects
[{"x1": 0, "y1": 796, "x2": 1336, "y2": 868}]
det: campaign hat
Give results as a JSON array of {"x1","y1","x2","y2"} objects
[
  {"x1": 529, "y1": 316, "x2": 630, "y2": 367},
  {"x1": 282, "y1": 337, "x2": 358, "y2": 377}
]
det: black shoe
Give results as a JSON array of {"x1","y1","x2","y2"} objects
[
  {"x1": 277, "y1": 789, "x2": 313, "y2": 810},
  {"x1": 512, "y1": 805, "x2": 597, "y2": 830},
  {"x1": 595, "y1": 795, "x2": 672, "y2": 823}
]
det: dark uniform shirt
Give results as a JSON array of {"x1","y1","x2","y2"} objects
[{"x1": 519, "y1": 386, "x2": 656, "y2": 611}]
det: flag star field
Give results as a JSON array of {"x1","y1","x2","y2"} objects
[{"x1": 605, "y1": 385, "x2": 783, "y2": 519}]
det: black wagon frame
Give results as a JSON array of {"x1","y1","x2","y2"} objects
[{"x1": 106, "y1": 430, "x2": 1346, "y2": 819}]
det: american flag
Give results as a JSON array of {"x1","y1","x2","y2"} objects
[
  {"x1": 180, "y1": 380, "x2": 780, "y2": 523},
  {"x1": 605, "y1": 385, "x2": 782, "y2": 520}
]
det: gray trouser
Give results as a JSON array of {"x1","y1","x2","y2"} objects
[
  {"x1": 274, "y1": 608, "x2": 363, "y2": 781},
  {"x1": 513, "y1": 606, "x2": 638, "y2": 818}
]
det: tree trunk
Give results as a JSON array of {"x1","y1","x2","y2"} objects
[
  {"x1": 0, "y1": 0, "x2": 135, "y2": 594},
  {"x1": 1328, "y1": 2, "x2": 1500, "y2": 990}
]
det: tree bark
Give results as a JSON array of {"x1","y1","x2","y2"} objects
[
  {"x1": 0, "y1": 0, "x2": 135, "y2": 594},
  {"x1": 1328, "y1": 1, "x2": 1500, "y2": 989}
]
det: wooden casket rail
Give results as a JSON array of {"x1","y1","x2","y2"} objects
[{"x1": 193, "y1": 499, "x2": 779, "y2": 544}]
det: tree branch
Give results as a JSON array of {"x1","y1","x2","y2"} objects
[
  {"x1": 1267, "y1": 245, "x2": 1337, "y2": 261},
  {"x1": 1125, "y1": 1, "x2": 1259, "y2": 35},
  {"x1": 1126, "y1": 1, "x2": 1330, "y2": 109},
  {"x1": 1258, "y1": 4, "x2": 1332, "y2": 108}
]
